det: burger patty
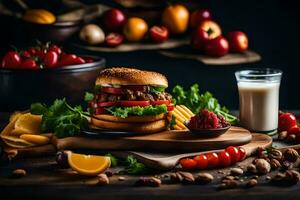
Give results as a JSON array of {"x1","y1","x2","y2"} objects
[{"x1": 96, "y1": 89, "x2": 172, "y2": 103}]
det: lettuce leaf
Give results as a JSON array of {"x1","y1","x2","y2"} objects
[{"x1": 105, "y1": 105, "x2": 167, "y2": 118}]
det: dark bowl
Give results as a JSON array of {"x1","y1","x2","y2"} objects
[
  {"x1": 22, "y1": 20, "x2": 82, "y2": 42},
  {"x1": 0, "y1": 56, "x2": 105, "y2": 111},
  {"x1": 188, "y1": 125, "x2": 231, "y2": 138}
]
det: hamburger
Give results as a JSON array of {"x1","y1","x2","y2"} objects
[{"x1": 87, "y1": 67, "x2": 174, "y2": 133}]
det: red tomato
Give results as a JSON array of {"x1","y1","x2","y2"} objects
[
  {"x1": 206, "y1": 152, "x2": 219, "y2": 168},
  {"x1": 238, "y1": 147, "x2": 246, "y2": 161},
  {"x1": 180, "y1": 158, "x2": 197, "y2": 170},
  {"x1": 287, "y1": 126, "x2": 300, "y2": 135},
  {"x1": 73, "y1": 56, "x2": 86, "y2": 65},
  {"x1": 278, "y1": 112, "x2": 297, "y2": 132},
  {"x1": 151, "y1": 100, "x2": 170, "y2": 106},
  {"x1": 97, "y1": 102, "x2": 118, "y2": 107},
  {"x1": 49, "y1": 45, "x2": 62, "y2": 55},
  {"x1": 85, "y1": 58, "x2": 94, "y2": 63},
  {"x1": 218, "y1": 151, "x2": 231, "y2": 167},
  {"x1": 101, "y1": 87, "x2": 123, "y2": 94},
  {"x1": 27, "y1": 47, "x2": 37, "y2": 56},
  {"x1": 20, "y1": 59, "x2": 38, "y2": 70},
  {"x1": 149, "y1": 26, "x2": 169, "y2": 43},
  {"x1": 120, "y1": 101, "x2": 150, "y2": 107},
  {"x1": 105, "y1": 33, "x2": 124, "y2": 47},
  {"x1": 22, "y1": 51, "x2": 31, "y2": 58},
  {"x1": 35, "y1": 49, "x2": 46, "y2": 59},
  {"x1": 1, "y1": 51, "x2": 21, "y2": 68},
  {"x1": 94, "y1": 107, "x2": 106, "y2": 115},
  {"x1": 225, "y1": 146, "x2": 240, "y2": 164},
  {"x1": 167, "y1": 104, "x2": 175, "y2": 111},
  {"x1": 204, "y1": 36, "x2": 229, "y2": 57},
  {"x1": 58, "y1": 54, "x2": 78, "y2": 66},
  {"x1": 193, "y1": 154, "x2": 208, "y2": 169},
  {"x1": 43, "y1": 51, "x2": 58, "y2": 68}
]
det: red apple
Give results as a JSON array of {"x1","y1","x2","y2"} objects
[
  {"x1": 190, "y1": 9, "x2": 212, "y2": 29},
  {"x1": 198, "y1": 20, "x2": 222, "y2": 40},
  {"x1": 105, "y1": 33, "x2": 124, "y2": 47},
  {"x1": 191, "y1": 28, "x2": 209, "y2": 50},
  {"x1": 204, "y1": 36, "x2": 229, "y2": 57},
  {"x1": 150, "y1": 26, "x2": 169, "y2": 43},
  {"x1": 227, "y1": 31, "x2": 249, "y2": 53},
  {"x1": 102, "y1": 9, "x2": 127, "y2": 32}
]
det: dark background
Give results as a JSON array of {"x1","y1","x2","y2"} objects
[{"x1": 0, "y1": 0, "x2": 299, "y2": 110}]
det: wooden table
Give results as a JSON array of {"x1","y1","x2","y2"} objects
[{"x1": 1, "y1": 112, "x2": 300, "y2": 200}]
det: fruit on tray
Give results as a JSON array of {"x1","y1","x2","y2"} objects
[
  {"x1": 67, "y1": 152, "x2": 111, "y2": 176},
  {"x1": 102, "y1": 8, "x2": 127, "y2": 32},
  {"x1": 123, "y1": 17, "x2": 149, "y2": 42},
  {"x1": 198, "y1": 20, "x2": 222, "y2": 40},
  {"x1": 277, "y1": 111, "x2": 300, "y2": 143},
  {"x1": 105, "y1": 33, "x2": 125, "y2": 47},
  {"x1": 227, "y1": 31, "x2": 249, "y2": 53},
  {"x1": 190, "y1": 9, "x2": 212, "y2": 29},
  {"x1": 204, "y1": 36, "x2": 229, "y2": 57},
  {"x1": 191, "y1": 28, "x2": 209, "y2": 50},
  {"x1": 1, "y1": 42, "x2": 95, "y2": 69},
  {"x1": 80, "y1": 24, "x2": 105, "y2": 45},
  {"x1": 22, "y1": 9, "x2": 56, "y2": 24},
  {"x1": 278, "y1": 112, "x2": 297, "y2": 132},
  {"x1": 180, "y1": 146, "x2": 246, "y2": 170},
  {"x1": 167, "y1": 105, "x2": 194, "y2": 130},
  {"x1": 162, "y1": 4, "x2": 189, "y2": 34},
  {"x1": 150, "y1": 26, "x2": 169, "y2": 43}
]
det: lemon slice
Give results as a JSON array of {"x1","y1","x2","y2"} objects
[
  {"x1": 1, "y1": 114, "x2": 22, "y2": 136},
  {"x1": 9, "y1": 111, "x2": 23, "y2": 122},
  {"x1": 20, "y1": 134, "x2": 50, "y2": 145},
  {"x1": 67, "y1": 152, "x2": 111, "y2": 176},
  {"x1": 14, "y1": 113, "x2": 42, "y2": 134},
  {"x1": 1, "y1": 135, "x2": 35, "y2": 148}
]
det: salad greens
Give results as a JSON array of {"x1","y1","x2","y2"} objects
[
  {"x1": 84, "y1": 92, "x2": 94, "y2": 102},
  {"x1": 172, "y1": 84, "x2": 238, "y2": 125},
  {"x1": 106, "y1": 104, "x2": 167, "y2": 118},
  {"x1": 149, "y1": 86, "x2": 166, "y2": 94},
  {"x1": 30, "y1": 98, "x2": 89, "y2": 138}
]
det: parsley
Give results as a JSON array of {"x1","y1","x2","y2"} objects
[
  {"x1": 84, "y1": 92, "x2": 94, "y2": 102},
  {"x1": 172, "y1": 84, "x2": 238, "y2": 125},
  {"x1": 30, "y1": 99, "x2": 89, "y2": 138},
  {"x1": 125, "y1": 155, "x2": 148, "y2": 174},
  {"x1": 106, "y1": 105, "x2": 167, "y2": 118}
]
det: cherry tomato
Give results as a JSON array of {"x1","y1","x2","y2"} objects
[
  {"x1": 73, "y1": 56, "x2": 86, "y2": 65},
  {"x1": 43, "y1": 50, "x2": 58, "y2": 68},
  {"x1": 1, "y1": 51, "x2": 21, "y2": 68},
  {"x1": 35, "y1": 49, "x2": 46, "y2": 59},
  {"x1": 97, "y1": 102, "x2": 118, "y2": 107},
  {"x1": 105, "y1": 33, "x2": 124, "y2": 47},
  {"x1": 149, "y1": 26, "x2": 169, "y2": 43},
  {"x1": 167, "y1": 104, "x2": 175, "y2": 111},
  {"x1": 59, "y1": 54, "x2": 78, "y2": 66},
  {"x1": 238, "y1": 147, "x2": 246, "y2": 161},
  {"x1": 120, "y1": 100, "x2": 150, "y2": 107},
  {"x1": 193, "y1": 154, "x2": 208, "y2": 169},
  {"x1": 151, "y1": 100, "x2": 170, "y2": 106},
  {"x1": 101, "y1": 87, "x2": 123, "y2": 94},
  {"x1": 27, "y1": 47, "x2": 37, "y2": 56},
  {"x1": 278, "y1": 112, "x2": 297, "y2": 132},
  {"x1": 20, "y1": 59, "x2": 38, "y2": 70},
  {"x1": 225, "y1": 146, "x2": 240, "y2": 164},
  {"x1": 180, "y1": 158, "x2": 197, "y2": 170},
  {"x1": 94, "y1": 107, "x2": 106, "y2": 115},
  {"x1": 218, "y1": 151, "x2": 231, "y2": 167},
  {"x1": 49, "y1": 44, "x2": 62, "y2": 55},
  {"x1": 22, "y1": 51, "x2": 31, "y2": 58},
  {"x1": 287, "y1": 126, "x2": 300, "y2": 135},
  {"x1": 206, "y1": 152, "x2": 219, "y2": 168},
  {"x1": 85, "y1": 58, "x2": 94, "y2": 63}
]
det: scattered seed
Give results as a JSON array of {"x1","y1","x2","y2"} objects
[
  {"x1": 118, "y1": 176, "x2": 125, "y2": 181},
  {"x1": 230, "y1": 168, "x2": 244, "y2": 176},
  {"x1": 11, "y1": 169, "x2": 26, "y2": 178}
]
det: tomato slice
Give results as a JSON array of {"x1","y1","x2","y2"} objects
[
  {"x1": 120, "y1": 100, "x2": 150, "y2": 107},
  {"x1": 122, "y1": 85, "x2": 147, "y2": 92},
  {"x1": 94, "y1": 107, "x2": 106, "y2": 115},
  {"x1": 167, "y1": 104, "x2": 175, "y2": 111},
  {"x1": 97, "y1": 102, "x2": 118, "y2": 107},
  {"x1": 151, "y1": 100, "x2": 170, "y2": 106},
  {"x1": 101, "y1": 87, "x2": 123, "y2": 94}
]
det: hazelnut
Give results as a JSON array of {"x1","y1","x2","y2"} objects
[
  {"x1": 246, "y1": 179, "x2": 258, "y2": 188},
  {"x1": 247, "y1": 164, "x2": 257, "y2": 174},
  {"x1": 270, "y1": 159, "x2": 282, "y2": 169},
  {"x1": 98, "y1": 173, "x2": 109, "y2": 185},
  {"x1": 268, "y1": 149, "x2": 283, "y2": 160},
  {"x1": 195, "y1": 173, "x2": 214, "y2": 184},
  {"x1": 230, "y1": 168, "x2": 244, "y2": 176},
  {"x1": 177, "y1": 171, "x2": 195, "y2": 184},
  {"x1": 11, "y1": 169, "x2": 26, "y2": 178},
  {"x1": 283, "y1": 148, "x2": 299, "y2": 162},
  {"x1": 218, "y1": 180, "x2": 238, "y2": 190},
  {"x1": 278, "y1": 131, "x2": 288, "y2": 140},
  {"x1": 255, "y1": 159, "x2": 271, "y2": 174},
  {"x1": 135, "y1": 177, "x2": 161, "y2": 187},
  {"x1": 271, "y1": 170, "x2": 300, "y2": 186},
  {"x1": 170, "y1": 172, "x2": 183, "y2": 183},
  {"x1": 118, "y1": 176, "x2": 125, "y2": 181},
  {"x1": 286, "y1": 134, "x2": 296, "y2": 143}
]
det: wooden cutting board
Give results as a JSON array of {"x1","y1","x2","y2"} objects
[
  {"x1": 112, "y1": 133, "x2": 272, "y2": 170},
  {"x1": 55, "y1": 126, "x2": 252, "y2": 152}
]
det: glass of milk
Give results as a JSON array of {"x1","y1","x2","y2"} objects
[{"x1": 235, "y1": 69, "x2": 282, "y2": 134}]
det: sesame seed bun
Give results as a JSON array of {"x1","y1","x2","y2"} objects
[{"x1": 96, "y1": 67, "x2": 168, "y2": 87}]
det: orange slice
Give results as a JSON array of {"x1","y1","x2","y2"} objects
[
  {"x1": 14, "y1": 113, "x2": 42, "y2": 134},
  {"x1": 67, "y1": 152, "x2": 111, "y2": 176},
  {"x1": 20, "y1": 134, "x2": 50, "y2": 145}
]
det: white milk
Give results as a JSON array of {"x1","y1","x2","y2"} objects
[{"x1": 238, "y1": 82, "x2": 280, "y2": 132}]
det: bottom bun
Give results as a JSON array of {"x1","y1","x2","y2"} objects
[{"x1": 90, "y1": 118, "x2": 167, "y2": 133}]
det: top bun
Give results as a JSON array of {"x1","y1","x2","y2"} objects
[{"x1": 96, "y1": 67, "x2": 168, "y2": 87}]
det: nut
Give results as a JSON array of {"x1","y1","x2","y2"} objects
[
  {"x1": 230, "y1": 168, "x2": 244, "y2": 176},
  {"x1": 246, "y1": 179, "x2": 258, "y2": 188},
  {"x1": 170, "y1": 172, "x2": 183, "y2": 183},
  {"x1": 118, "y1": 176, "x2": 125, "y2": 181},
  {"x1": 135, "y1": 177, "x2": 161, "y2": 187},
  {"x1": 268, "y1": 149, "x2": 283, "y2": 160},
  {"x1": 11, "y1": 169, "x2": 26, "y2": 178},
  {"x1": 283, "y1": 148, "x2": 299, "y2": 162},
  {"x1": 270, "y1": 159, "x2": 282, "y2": 169},
  {"x1": 282, "y1": 160, "x2": 293, "y2": 170},
  {"x1": 195, "y1": 173, "x2": 214, "y2": 184},
  {"x1": 278, "y1": 131, "x2": 288, "y2": 140},
  {"x1": 271, "y1": 170, "x2": 300, "y2": 186},
  {"x1": 255, "y1": 159, "x2": 271, "y2": 174},
  {"x1": 286, "y1": 134, "x2": 296, "y2": 143},
  {"x1": 97, "y1": 173, "x2": 109, "y2": 185},
  {"x1": 246, "y1": 164, "x2": 257, "y2": 173},
  {"x1": 177, "y1": 171, "x2": 195, "y2": 184},
  {"x1": 84, "y1": 178, "x2": 99, "y2": 186},
  {"x1": 218, "y1": 180, "x2": 238, "y2": 190}
]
